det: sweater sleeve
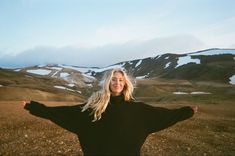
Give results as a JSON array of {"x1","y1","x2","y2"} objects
[
  {"x1": 24, "y1": 101, "x2": 86, "y2": 133},
  {"x1": 137, "y1": 103, "x2": 194, "y2": 133}
]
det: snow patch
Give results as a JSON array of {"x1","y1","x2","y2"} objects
[
  {"x1": 229, "y1": 75, "x2": 235, "y2": 85},
  {"x1": 60, "y1": 72, "x2": 70, "y2": 78},
  {"x1": 155, "y1": 55, "x2": 161, "y2": 60},
  {"x1": 173, "y1": 92, "x2": 188, "y2": 95},
  {"x1": 173, "y1": 91, "x2": 211, "y2": 95},
  {"x1": 51, "y1": 71, "x2": 59, "y2": 77},
  {"x1": 67, "y1": 83, "x2": 75, "y2": 87},
  {"x1": 190, "y1": 49, "x2": 235, "y2": 56},
  {"x1": 136, "y1": 75, "x2": 146, "y2": 79},
  {"x1": 27, "y1": 69, "x2": 51, "y2": 75},
  {"x1": 135, "y1": 60, "x2": 142, "y2": 68},
  {"x1": 87, "y1": 84, "x2": 93, "y2": 87},
  {"x1": 175, "y1": 56, "x2": 200, "y2": 68},
  {"x1": 165, "y1": 62, "x2": 171, "y2": 69},
  {"x1": 191, "y1": 92, "x2": 211, "y2": 95}
]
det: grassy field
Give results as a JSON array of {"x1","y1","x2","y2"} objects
[{"x1": 0, "y1": 78, "x2": 235, "y2": 155}]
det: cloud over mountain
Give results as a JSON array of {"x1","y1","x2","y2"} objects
[{"x1": 0, "y1": 35, "x2": 207, "y2": 68}]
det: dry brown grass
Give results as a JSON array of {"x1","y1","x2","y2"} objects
[
  {"x1": 0, "y1": 87, "x2": 85, "y2": 101},
  {"x1": 0, "y1": 100, "x2": 234, "y2": 156},
  {"x1": 0, "y1": 101, "x2": 83, "y2": 156},
  {"x1": 141, "y1": 102, "x2": 235, "y2": 156}
]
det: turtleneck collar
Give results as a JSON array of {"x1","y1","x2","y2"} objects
[{"x1": 110, "y1": 94, "x2": 125, "y2": 105}]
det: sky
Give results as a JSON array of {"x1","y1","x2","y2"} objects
[{"x1": 0, "y1": 0, "x2": 235, "y2": 67}]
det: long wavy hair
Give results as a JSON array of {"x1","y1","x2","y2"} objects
[{"x1": 82, "y1": 68, "x2": 134, "y2": 121}]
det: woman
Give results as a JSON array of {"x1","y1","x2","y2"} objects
[{"x1": 23, "y1": 68, "x2": 198, "y2": 155}]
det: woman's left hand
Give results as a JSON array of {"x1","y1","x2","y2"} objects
[{"x1": 191, "y1": 106, "x2": 198, "y2": 114}]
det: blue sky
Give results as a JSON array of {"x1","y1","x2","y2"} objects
[{"x1": 0, "y1": 0, "x2": 235, "y2": 67}]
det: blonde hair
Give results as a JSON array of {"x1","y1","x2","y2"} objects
[{"x1": 82, "y1": 68, "x2": 134, "y2": 121}]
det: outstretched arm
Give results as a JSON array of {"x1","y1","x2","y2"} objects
[
  {"x1": 139, "y1": 103, "x2": 198, "y2": 133},
  {"x1": 23, "y1": 101, "x2": 86, "y2": 133}
]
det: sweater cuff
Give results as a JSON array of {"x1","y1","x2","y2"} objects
[{"x1": 184, "y1": 106, "x2": 194, "y2": 117}]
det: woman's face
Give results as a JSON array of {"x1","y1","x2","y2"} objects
[{"x1": 110, "y1": 72, "x2": 125, "y2": 96}]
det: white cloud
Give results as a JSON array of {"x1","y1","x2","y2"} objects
[{"x1": 0, "y1": 34, "x2": 207, "y2": 68}]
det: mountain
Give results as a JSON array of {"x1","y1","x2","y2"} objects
[
  {"x1": 92, "y1": 48, "x2": 234, "y2": 83},
  {"x1": 0, "y1": 48, "x2": 234, "y2": 101},
  {"x1": 41, "y1": 48, "x2": 233, "y2": 83}
]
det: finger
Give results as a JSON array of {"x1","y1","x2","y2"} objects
[{"x1": 193, "y1": 106, "x2": 198, "y2": 113}]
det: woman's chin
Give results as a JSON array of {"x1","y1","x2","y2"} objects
[{"x1": 111, "y1": 92, "x2": 122, "y2": 96}]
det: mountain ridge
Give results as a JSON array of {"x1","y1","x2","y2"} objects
[
  {"x1": 4, "y1": 48, "x2": 235, "y2": 83},
  {"x1": 0, "y1": 48, "x2": 234, "y2": 101}
]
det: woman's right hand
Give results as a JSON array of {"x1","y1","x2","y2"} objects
[
  {"x1": 22, "y1": 101, "x2": 30, "y2": 108},
  {"x1": 23, "y1": 101, "x2": 26, "y2": 107}
]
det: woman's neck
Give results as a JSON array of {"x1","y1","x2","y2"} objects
[{"x1": 111, "y1": 92, "x2": 122, "y2": 96}]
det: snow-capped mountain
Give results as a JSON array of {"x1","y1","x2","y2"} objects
[{"x1": 12, "y1": 48, "x2": 235, "y2": 86}]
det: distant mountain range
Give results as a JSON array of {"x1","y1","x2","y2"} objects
[
  {"x1": 12, "y1": 48, "x2": 235, "y2": 82},
  {"x1": 0, "y1": 48, "x2": 234, "y2": 101}
]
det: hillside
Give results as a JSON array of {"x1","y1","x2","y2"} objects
[
  {"x1": 0, "y1": 49, "x2": 235, "y2": 155},
  {"x1": 10, "y1": 49, "x2": 235, "y2": 82},
  {"x1": 0, "y1": 68, "x2": 85, "y2": 101},
  {"x1": 0, "y1": 48, "x2": 234, "y2": 101}
]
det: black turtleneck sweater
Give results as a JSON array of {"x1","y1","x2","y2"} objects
[{"x1": 24, "y1": 95, "x2": 194, "y2": 156}]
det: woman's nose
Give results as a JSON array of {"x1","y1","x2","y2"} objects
[{"x1": 115, "y1": 80, "x2": 120, "y2": 85}]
